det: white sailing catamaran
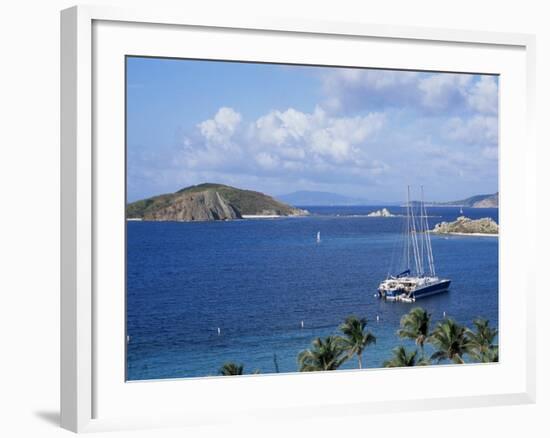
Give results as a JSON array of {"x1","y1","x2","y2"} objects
[{"x1": 377, "y1": 186, "x2": 451, "y2": 303}]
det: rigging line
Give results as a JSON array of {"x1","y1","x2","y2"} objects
[
  {"x1": 406, "y1": 186, "x2": 411, "y2": 272},
  {"x1": 392, "y1": 204, "x2": 408, "y2": 276},
  {"x1": 420, "y1": 186, "x2": 435, "y2": 276},
  {"x1": 408, "y1": 186, "x2": 423, "y2": 276},
  {"x1": 420, "y1": 190, "x2": 432, "y2": 276},
  {"x1": 419, "y1": 198, "x2": 425, "y2": 272},
  {"x1": 386, "y1": 211, "x2": 402, "y2": 278},
  {"x1": 421, "y1": 186, "x2": 436, "y2": 276},
  {"x1": 400, "y1": 205, "x2": 408, "y2": 272}
]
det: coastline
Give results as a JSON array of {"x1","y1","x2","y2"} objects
[
  {"x1": 241, "y1": 214, "x2": 282, "y2": 219},
  {"x1": 432, "y1": 231, "x2": 498, "y2": 237},
  {"x1": 126, "y1": 215, "x2": 308, "y2": 222}
]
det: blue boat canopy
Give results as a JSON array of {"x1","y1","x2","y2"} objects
[{"x1": 397, "y1": 269, "x2": 410, "y2": 278}]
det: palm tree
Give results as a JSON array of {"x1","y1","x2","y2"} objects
[
  {"x1": 339, "y1": 315, "x2": 376, "y2": 368},
  {"x1": 465, "y1": 318, "x2": 499, "y2": 363},
  {"x1": 298, "y1": 336, "x2": 349, "y2": 372},
  {"x1": 397, "y1": 307, "x2": 431, "y2": 358},
  {"x1": 383, "y1": 346, "x2": 430, "y2": 367},
  {"x1": 429, "y1": 318, "x2": 469, "y2": 364},
  {"x1": 219, "y1": 362, "x2": 244, "y2": 376}
]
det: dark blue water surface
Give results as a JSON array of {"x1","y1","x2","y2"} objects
[{"x1": 127, "y1": 206, "x2": 498, "y2": 380}]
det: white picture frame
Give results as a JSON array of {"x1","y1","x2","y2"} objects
[{"x1": 60, "y1": 4, "x2": 537, "y2": 433}]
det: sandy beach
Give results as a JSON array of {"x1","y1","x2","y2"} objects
[
  {"x1": 241, "y1": 214, "x2": 282, "y2": 219},
  {"x1": 433, "y1": 231, "x2": 498, "y2": 237}
]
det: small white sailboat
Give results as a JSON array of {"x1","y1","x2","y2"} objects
[
  {"x1": 316, "y1": 231, "x2": 321, "y2": 243},
  {"x1": 460, "y1": 207, "x2": 464, "y2": 215}
]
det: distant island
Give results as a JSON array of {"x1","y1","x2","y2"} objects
[
  {"x1": 277, "y1": 190, "x2": 398, "y2": 206},
  {"x1": 435, "y1": 192, "x2": 498, "y2": 208},
  {"x1": 367, "y1": 208, "x2": 395, "y2": 217},
  {"x1": 278, "y1": 190, "x2": 498, "y2": 208},
  {"x1": 127, "y1": 183, "x2": 308, "y2": 222},
  {"x1": 432, "y1": 216, "x2": 499, "y2": 236}
]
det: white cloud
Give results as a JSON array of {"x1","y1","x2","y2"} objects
[
  {"x1": 445, "y1": 115, "x2": 498, "y2": 146},
  {"x1": 178, "y1": 106, "x2": 388, "y2": 182},
  {"x1": 251, "y1": 106, "x2": 385, "y2": 163},
  {"x1": 417, "y1": 74, "x2": 472, "y2": 110},
  {"x1": 466, "y1": 76, "x2": 498, "y2": 114},
  {"x1": 198, "y1": 107, "x2": 242, "y2": 145},
  {"x1": 255, "y1": 152, "x2": 280, "y2": 170},
  {"x1": 320, "y1": 69, "x2": 498, "y2": 116},
  {"x1": 254, "y1": 108, "x2": 311, "y2": 146},
  {"x1": 321, "y1": 69, "x2": 420, "y2": 112},
  {"x1": 325, "y1": 69, "x2": 420, "y2": 91}
]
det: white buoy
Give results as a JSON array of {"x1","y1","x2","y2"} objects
[
  {"x1": 376, "y1": 315, "x2": 380, "y2": 322},
  {"x1": 301, "y1": 320, "x2": 304, "y2": 328},
  {"x1": 217, "y1": 327, "x2": 221, "y2": 335}
]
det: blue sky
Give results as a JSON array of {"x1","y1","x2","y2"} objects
[{"x1": 127, "y1": 57, "x2": 498, "y2": 203}]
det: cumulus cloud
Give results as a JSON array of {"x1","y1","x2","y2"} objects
[
  {"x1": 322, "y1": 69, "x2": 420, "y2": 112},
  {"x1": 320, "y1": 68, "x2": 498, "y2": 116},
  {"x1": 177, "y1": 106, "x2": 388, "y2": 184},
  {"x1": 127, "y1": 60, "x2": 500, "y2": 203},
  {"x1": 417, "y1": 74, "x2": 472, "y2": 110},
  {"x1": 466, "y1": 76, "x2": 498, "y2": 114},
  {"x1": 198, "y1": 107, "x2": 242, "y2": 145},
  {"x1": 445, "y1": 115, "x2": 498, "y2": 146},
  {"x1": 252, "y1": 107, "x2": 385, "y2": 163}
]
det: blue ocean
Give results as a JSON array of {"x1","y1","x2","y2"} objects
[{"x1": 126, "y1": 206, "x2": 498, "y2": 380}]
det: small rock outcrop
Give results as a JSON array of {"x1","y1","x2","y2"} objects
[
  {"x1": 432, "y1": 216, "x2": 498, "y2": 235},
  {"x1": 367, "y1": 208, "x2": 394, "y2": 217}
]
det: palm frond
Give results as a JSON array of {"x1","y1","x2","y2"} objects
[
  {"x1": 428, "y1": 318, "x2": 468, "y2": 364},
  {"x1": 298, "y1": 336, "x2": 349, "y2": 372},
  {"x1": 338, "y1": 315, "x2": 376, "y2": 369},
  {"x1": 219, "y1": 362, "x2": 244, "y2": 376}
]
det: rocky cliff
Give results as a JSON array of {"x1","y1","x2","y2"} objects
[
  {"x1": 432, "y1": 216, "x2": 499, "y2": 235},
  {"x1": 142, "y1": 190, "x2": 242, "y2": 221},
  {"x1": 127, "y1": 183, "x2": 308, "y2": 222}
]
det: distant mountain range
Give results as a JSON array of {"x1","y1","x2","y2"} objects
[
  {"x1": 277, "y1": 190, "x2": 398, "y2": 206},
  {"x1": 278, "y1": 190, "x2": 498, "y2": 208}
]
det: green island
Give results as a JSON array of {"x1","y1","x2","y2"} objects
[
  {"x1": 126, "y1": 183, "x2": 308, "y2": 221},
  {"x1": 435, "y1": 192, "x2": 498, "y2": 208}
]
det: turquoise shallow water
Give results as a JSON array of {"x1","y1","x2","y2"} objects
[{"x1": 126, "y1": 206, "x2": 498, "y2": 380}]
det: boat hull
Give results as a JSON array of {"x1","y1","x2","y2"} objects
[
  {"x1": 377, "y1": 278, "x2": 451, "y2": 302},
  {"x1": 412, "y1": 279, "x2": 451, "y2": 299}
]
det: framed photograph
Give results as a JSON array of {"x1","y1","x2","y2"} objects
[{"x1": 61, "y1": 5, "x2": 536, "y2": 433}]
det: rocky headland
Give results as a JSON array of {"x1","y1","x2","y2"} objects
[{"x1": 432, "y1": 216, "x2": 499, "y2": 235}]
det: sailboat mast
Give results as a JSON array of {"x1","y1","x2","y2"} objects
[
  {"x1": 421, "y1": 186, "x2": 436, "y2": 276},
  {"x1": 408, "y1": 186, "x2": 423, "y2": 276},
  {"x1": 406, "y1": 187, "x2": 410, "y2": 271}
]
